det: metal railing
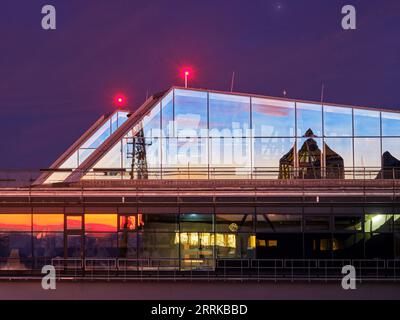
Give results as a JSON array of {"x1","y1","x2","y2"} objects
[
  {"x1": 0, "y1": 167, "x2": 399, "y2": 187},
  {"x1": 0, "y1": 257, "x2": 399, "y2": 282}
]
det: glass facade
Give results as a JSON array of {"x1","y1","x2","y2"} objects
[
  {"x1": 2, "y1": 209, "x2": 399, "y2": 270},
  {"x1": 37, "y1": 88, "x2": 400, "y2": 182},
  {"x1": 46, "y1": 88, "x2": 400, "y2": 182}
]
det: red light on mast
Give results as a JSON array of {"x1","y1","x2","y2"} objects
[
  {"x1": 182, "y1": 68, "x2": 191, "y2": 88},
  {"x1": 114, "y1": 94, "x2": 126, "y2": 107}
]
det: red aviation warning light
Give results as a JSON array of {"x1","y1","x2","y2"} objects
[
  {"x1": 114, "y1": 94, "x2": 126, "y2": 107},
  {"x1": 181, "y1": 67, "x2": 192, "y2": 88}
]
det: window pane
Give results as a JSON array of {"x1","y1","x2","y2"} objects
[
  {"x1": 0, "y1": 233, "x2": 32, "y2": 260},
  {"x1": 81, "y1": 119, "x2": 111, "y2": 149},
  {"x1": 141, "y1": 214, "x2": 178, "y2": 232},
  {"x1": 85, "y1": 233, "x2": 118, "y2": 258},
  {"x1": 93, "y1": 141, "x2": 122, "y2": 169},
  {"x1": 180, "y1": 214, "x2": 213, "y2": 232},
  {"x1": 33, "y1": 214, "x2": 64, "y2": 231},
  {"x1": 124, "y1": 137, "x2": 161, "y2": 179},
  {"x1": 139, "y1": 232, "x2": 178, "y2": 259},
  {"x1": 253, "y1": 138, "x2": 294, "y2": 178},
  {"x1": 85, "y1": 214, "x2": 117, "y2": 232},
  {"x1": 298, "y1": 137, "x2": 322, "y2": 179},
  {"x1": 161, "y1": 91, "x2": 174, "y2": 138},
  {"x1": 175, "y1": 89, "x2": 207, "y2": 137},
  {"x1": 256, "y1": 233, "x2": 303, "y2": 259},
  {"x1": 209, "y1": 137, "x2": 251, "y2": 169},
  {"x1": 66, "y1": 216, "x2": 82, "y2": 230},
  {"x1": 382, "y1": 112, "x2": 400, "y2": 136},
  {"x1": 354, "y1": 109, "x2": 380, "y2": 136},
  {"x1": 142, "y1": 103, "x2": 161, "y2": 138},
  {"x1": 324, "y1": 138, "x2": 353, "y2": 178},
  {"x1": 215, "y1": 214, "x2": 253, "y2": 232},
  {"x1": 0, "y1": 214, "x2": 31, "y2": 232},
  {"x1": 332, "y1": 233, "x2": 364, "y2": 259},
  {"x1": 118, "y1": 232, "x2": 138, "y2": 258},
  {"x1": 304, "y1": 216, "x2": 330, "y2": 231},
  {"x1": 33, "y1": 233, "x2": 63, "y2": 258},
  {"x1": 256, "y1": 214, "x2": 301, "y2": 232},
  {"x1": 323, "y1": 105, "x2": 353, "y2": 137},
  {"x1": 354, "y1": 138, "x2": 381, "y2": 169},
  {"x1": 252, "y1": 98, "x2": 295, "y2": 137},
  {"x1": 209, "y1": 93, "x2": 250, "y2": 136},
  {"x1": 334, "y1": 216, "x2": 362, "y2": 231},
  {"x1": 216, "y1": 233, "x2": 255, "y2": 259},
  {"x1": 296, "y1": 103, "x2": 322, "y2": 137},
  {"x1": 365, "y1": 214, "x2": 393, "y2": 233},
  {"x1": 382, "y1": 138, "x2": 400, "y2": 176},
  {"x1": 119, "y1": 215, "x2": 144, "y2": 232}
]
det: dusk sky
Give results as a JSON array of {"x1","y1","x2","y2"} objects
[{"x1": 0, "y1": 0, "x2": 399, "y2": 168}]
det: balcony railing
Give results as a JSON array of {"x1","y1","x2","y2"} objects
[
  {"x1": 0, "y1": 257, "x2": 399, "y2": 282},
  {"x1": 0, "y1": 167, "x2": 399, "y2": 187}
]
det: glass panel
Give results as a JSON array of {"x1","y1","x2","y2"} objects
[
  {"x1": 66, "y1": 235, "x2": 82, "y2": 258},
  {"x1": 141, "y1": 214, "x2": 178, "y2": 232},
  {"x1": 365, "y1": 233, "x2": 393, "y2": 259},
  {"x1": 298, "y1": 137, "x2": 322, "y2": 179},
  {"x1": 59, "y1": 151, "x2": 78, "y2": 169},
  {"x1": 93, "y1": 141, "x2": 122, "y2": 169},
  {"x1": 33, "y1": 233, "x2": 63, "y2": 258},
  {"x1": 163, "y1": 138, "x2": 208, "y2": 179},
  {"x1": 323, "y1": 105, "x2": 353, "y2": 137},
  {"x1": 0, "y1": 214, "x2": 31, "y2": 232},
  {"x1": 66, "y1": 216, "x2": 82, "y2": 230},
  {"x1": 395, "y1": 214, "x2": 400, "y2": 233},
  {"x1": 0, "y1": 233, "x2": 32, "y2": 261},
  {"x1": 252, "y1": 98, "x2": 295, "y2": 137},
  {"x1": 142, "y1": 103, "x2": 161, "y2": 138},
  {"x1": 215, "y1": 214, "x2": 253, "y2": 232},
  {"x1": 119, "y1": 215, "x2": 144, "y2": 232},
  {"x1": 382, "y1": 112, "x2": 400, "y2": 136},
  {"x1": 180, "y1": 214, "x2": 213, "y2": 232},
  {"x1": 354, "y1": 109, "x2": 380, "y2": 136},
  {"x1": 33, "y1": 214, "x2": 64, "y2": 231},
  {"x1": 118, "y1": 232, "x2": 138, "y2": 258},
  {"x1": 253, "y1": 137, "x2": 295, "y2": 178},
  {"x1": 256, "y1": 233, "x2": 302, "y2": 259},
  {"x1": 324, "y1": 138, "x2": 353, "y2": 178},
  {"x1": 332, "y1": 233, "x2": 364, "y2": 259},
  {"x1": 175, "y1": 89, "x2": 207, "y2": 137},
  {"x1": 304, "y1": 216, "x2": 330, "y2": 231},
  {"x1": 256, "y1": 214, "x2": 301, "y2": 232},
  {"x1": 85, "y1": 214, "x2": 117, "y2": 232},
  {"x1": 382, "y1": 138, "x2": 400, "y2": 178},
  {"x1": 161, "y1": 91, "x2": 174, "y2": 138},
  {"x1": 85, "y1": 233, "x2": 118, "y2": 258},
  {"x1": 124, "y1": 137, "x2": 161, "y2": 180},
  {"x1": 216, "y1": 233, "x2": 255, "y2": 259},
  {"x1": 296, "y1": 103, "x2": 322, "y2": 137},
  {"x1": 364, "y1": 214, "x2": 393, "y2": 233},
  {"x1": 209, "y1": 137, "x2": 251, "y2": 177},
  {"x1": 209, "y1": 93, "x2": 250, "y2": 136},
  {"x1": 304, "y1": 234, "x2": 333, "y2": 259},
  {"x1": 139, "y1": 232, "x2": 178, "y2": 259},
  {"x1": 334, "y1": 216, "x2": 362, "y2": 231},
  {"x1": 177, "y1": 232, "x2": 214, "y2": 267},
  {"x1": 354, "y1": 138, "x2": 381, "y2": 171},
  {"x1": 81, "y1": 119, "x2": 111, "y2": 149}
]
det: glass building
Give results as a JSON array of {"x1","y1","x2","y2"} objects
[{"x1": 1, "y1": 87, "x2": 399, "y2": 273}]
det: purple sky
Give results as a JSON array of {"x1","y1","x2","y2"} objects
[{"x1": 0, "y1": 0, "x2": 399, "y2": 168}]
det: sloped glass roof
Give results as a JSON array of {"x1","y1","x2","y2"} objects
[{"x1": 41, "y1": 87, "x2": 400, "y2": 184}]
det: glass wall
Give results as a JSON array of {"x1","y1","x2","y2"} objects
[
  {"x1": 0, "y1": 208, "x2": 398, "y2": 268},
  {"x1": 72, "y1": 88, "x2": 400, "y2": 181}
]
